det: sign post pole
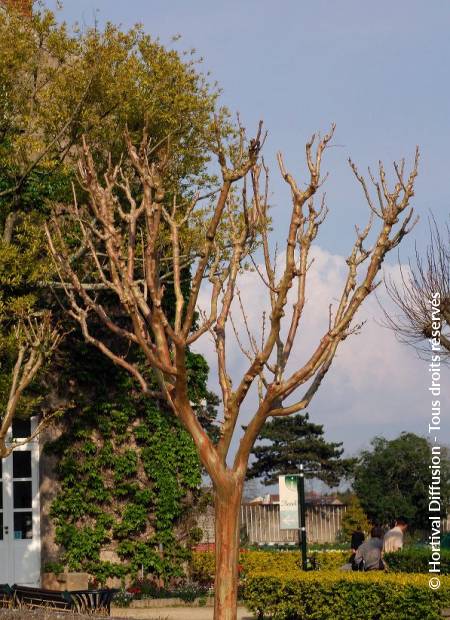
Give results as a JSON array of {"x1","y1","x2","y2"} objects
[
  {"x1": 297, "y1": 464, "x2": 307, "y2": 570},
  {"x1": 279, "y1": 470, "x2": 308, "y2": 570}
]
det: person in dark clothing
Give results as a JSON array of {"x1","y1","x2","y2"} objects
[
  {"x1": 348, "y1": 526, "x2": 365, "y2": 568},
  {"x1": 351, "y1": 527, "x2": 365, "y2": 552},
  {"x1": 353, "y1": 526, "x2": 385, "y2": 571}
]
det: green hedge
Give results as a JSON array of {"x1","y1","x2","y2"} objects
[
  {"x1": 244, "y1": 570, "x2": 450, "y2": 620},
  {"x1": 191, "y1": 548, "x2": 450, "y2": 585},
  {"x1": 384, "y1": 548, "x2": 450, "y2": 575},
  {"x1": 241, "y1": 550, "x2": 348, "y2": 573},
  {"x1": 190, "y1": 550, "x2": 349, "y2": 584}
]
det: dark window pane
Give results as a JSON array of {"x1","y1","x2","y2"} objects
[
  {"x1": 13, "y1": 481, "x2": 32, "y2": 509},
  {"x1": 0, "y1": 481, "x2": 2, "y2": 509},
  {"x1": 13, "y1": 452, "x2": 31, "y2": 479},
  {"x1": 12, "y1": 419, "x2": 31, "y2": 439},
  {"x1": 14, "y1": 512, "x2": 32, "y2": 540},
  {"x1": 0, "y1": 513, "x2": 2, "y2": 540}
]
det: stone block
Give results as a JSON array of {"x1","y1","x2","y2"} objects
[{"x1": 41, "y1": 571, "x2": 90, "y2": 591}]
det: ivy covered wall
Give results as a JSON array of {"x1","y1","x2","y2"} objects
[{"x1": 44, "y1": 344, "x2": 217, "y2": 584}]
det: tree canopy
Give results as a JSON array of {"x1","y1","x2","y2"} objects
[
  {"x1": 0, "y1": 3, "x2": 223, "y2": 443},
  {"x1": 246, "y1": 413, "x2": 356, "y2": 487},
  {"x1": 0, "y1": 1, "x2": 221, "y2": 577},
  {"x1": 353, "y1": 433, "x2": 450, "y2": 529}
]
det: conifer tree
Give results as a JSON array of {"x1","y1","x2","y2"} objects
[{"x1": 246, "y1": 413, "x2": 355, "y2": 487}]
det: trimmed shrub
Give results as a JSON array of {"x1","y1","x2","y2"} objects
[
  {"x1": 191, "y1": 547, "x2": 450, "y2": 585},
  {"x1": 241, "y1": 550, "x2": 349, "y2": 573},
  {"x1": 244, "y1": 570, "x2": 450, "y2": 620},
  {"x1": 384, "y1": 548, "x2": 450, "y2": 575},
  {"x1": 191, "y1": 551, "x2": 215, "y2": 585},
  {"x1": 308, "y1": 550, "x2": 349, "y2": 570},
  {"x1": 241, "y1": 552, "x2": 302, "y2": 574},
  {"x1": 190, "y1": 550, "x2": 349, "y2": 584}
]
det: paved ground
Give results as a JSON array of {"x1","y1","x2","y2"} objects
[
  {"x1": 0, "y1": 613, "x2": 130, "y2": 620},
  {"x1": 111, "y1": 607, "x2": 254, "y2": 619},
  {"x1": 0, "y1": 605, "x2": 255, "y2": 620}
]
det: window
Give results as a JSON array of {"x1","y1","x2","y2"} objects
[
  {"x1": 12, "y1": 449, "x2": 33, "y2": 539},
  {"x1": 13, "y1": 451, "x2": 32, "y2": 478},
  {"x1": 11, "y1": 419, "x2": 31, "y2": 439},
  {"x1": 14, "y1": 513, "x2": 32, "y2": 540},
  {"x1": 13, "y1": 481, "x2": 32, "y2": 509}
]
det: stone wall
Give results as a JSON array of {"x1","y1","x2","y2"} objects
[{"x1": 39, "y1": 426, "x2": 62, "y2": 571}]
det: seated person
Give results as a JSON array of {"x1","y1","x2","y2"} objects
[
  {"x1": 348, "y1": 526, "x2": 365, "y2": 567},
  {"x1": 383, "y1": 517, "x2": 408, "y2": 553},
  {"x1": 351, "y1": 527, "x2": 365, "y2": 552},
  {"x1": 353, "y1": 526, "x2": 385, "y2": 571}
]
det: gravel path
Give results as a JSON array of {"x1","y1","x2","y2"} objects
[
  {"x1": 0, "y1": 607, "x2": 254, "y2": 620},
  {"x1": 111, "y1": 607, "x2": 253, "y2": 619}
]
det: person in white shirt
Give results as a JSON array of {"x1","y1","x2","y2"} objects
[{"x1": 383, "y1": 517, "x2": 408, "y2": 553}]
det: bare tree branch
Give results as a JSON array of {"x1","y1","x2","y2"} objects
[
  {"x1": 0, "y1": 313, "x2": 62, "y2": 458},
  {"x1": 383, "y1": 215, "x2": 449, "y2": 362}
]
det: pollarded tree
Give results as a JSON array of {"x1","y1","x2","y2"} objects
[
  {"x1": 46, "y1": 123, "x2": 418, "y2": 620},
  {"x1": 246, "y1": 413, "x2": 355, "y2": 487}
]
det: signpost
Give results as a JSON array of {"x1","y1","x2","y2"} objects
[
  {"x1": 279, "y1": 474, "x2": 298, "y2": 529},
  {"x1": 279, "y1": 465, "x2": 307, "y2": 570},
  {"x1": 297, "y1": 465, "x2": 307, "y2": 570}
]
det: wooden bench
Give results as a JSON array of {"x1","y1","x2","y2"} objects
[
  {"x1": 0, "y1": 585, "x2": 13, "y2": 608},
  {"x1": 68, "y1": 588, "x2": 119, "y2": 615},
  {"x1": 11, "y1": 584, "x2": 118, "y2": 615},
  {"x1": 12, "y1": 584, "x2": 72, "y2": 611}
]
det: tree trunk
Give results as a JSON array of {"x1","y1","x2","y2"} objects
[
  {"x1": 2, "y1": 211, "x2": 19, "y2": 244},
  {"x1": 214, "y1": 479, "x2": 243, "y2": 620}
]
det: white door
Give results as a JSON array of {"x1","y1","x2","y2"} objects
[
  {"x1": 0, "y1": 418, "x2": 41, "y2": 586},
  {"x1": 0, "y1": 457, "x2": 12, "y2": 584}
]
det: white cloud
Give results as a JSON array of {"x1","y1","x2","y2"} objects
[{"x1": 192, "y1": 246, "x2": 449, "y2": 459}]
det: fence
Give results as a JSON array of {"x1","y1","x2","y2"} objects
[
  {"x1": 240, "y1": 503, "x2": 345, "y2": 544},
  {"x1": 444, "y1": 515, "x2": 450, "y2": 533},
  {"x1": 197, "y1": 503, "x2": 346, "y2": 545},
  {"x1": 197, "y1": 505, "x2": 450, "y2": 545}
]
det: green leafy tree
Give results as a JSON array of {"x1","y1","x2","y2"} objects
[
  {"x1": 1, "y1": 1, "x2": 222, "y2": 580},
  {"x1": 339, "y1": 495, "x2": 371, "y2": 540},
  {"x1": 246, "y1": 413, "x2": 356, "y2": 487},
  {"x1": 0, "y1": 3, "x2": 224, "y2": 442},
  {"x1": 353, "y1": 433, "x2": 450, "y2": 529}
]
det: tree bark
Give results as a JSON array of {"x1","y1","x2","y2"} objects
[
  {"x1": 2, "y1": 211, "x2": 19, "y2": 244},
  {"x1": 214, "y1": 478, "x2": 243, "y2": 620}
]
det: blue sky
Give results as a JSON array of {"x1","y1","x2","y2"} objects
[
  {"x1": 48, "y1": 0, "x2": 450, "y2": 257},
  {"x1": 46, "y1": 1, "x2": 449, "y2": 464}
]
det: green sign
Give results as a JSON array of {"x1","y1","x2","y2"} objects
[{"x1": 279, "y1": 475, "x2": 298, "y2": 529}]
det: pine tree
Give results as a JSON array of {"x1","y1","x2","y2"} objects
[{"x1": 246, "y1": 413, "x2": 356, "y2": 487}]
